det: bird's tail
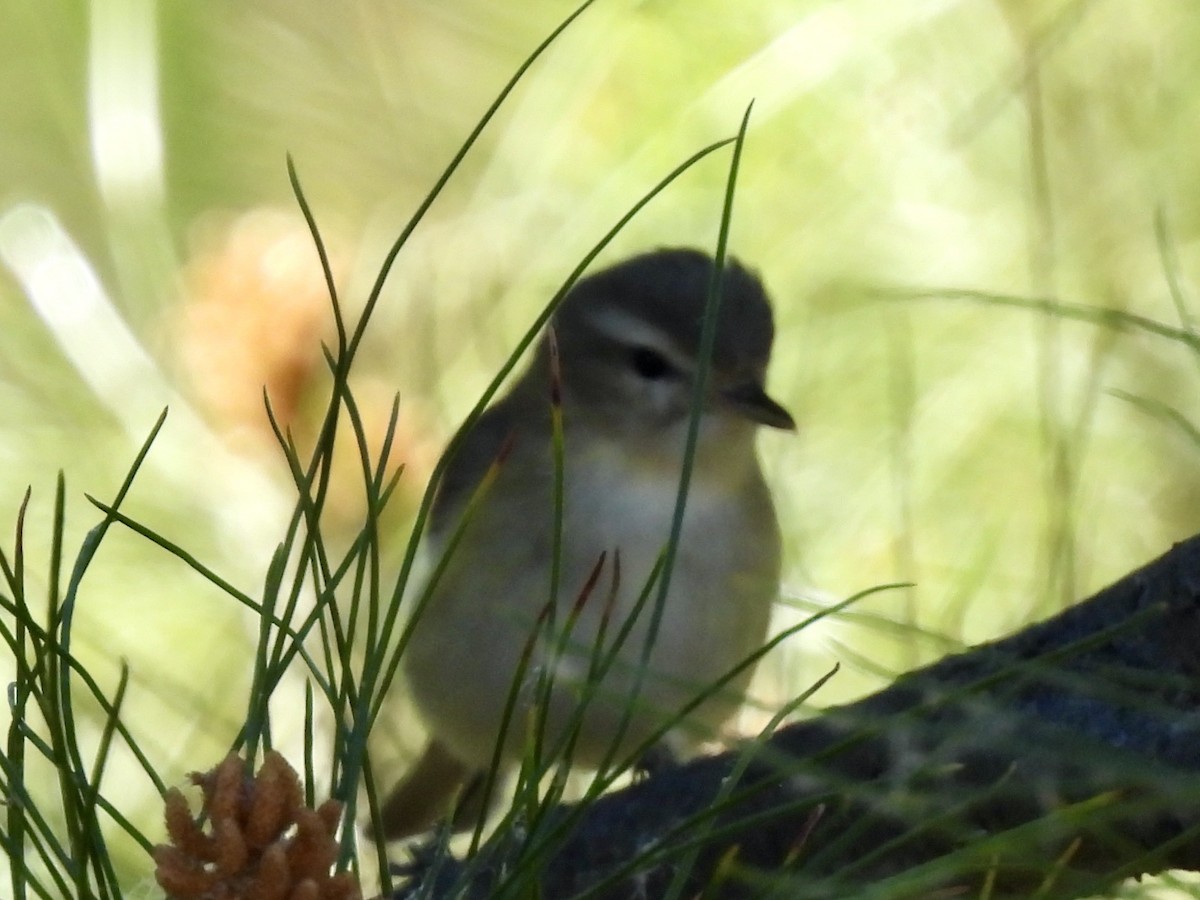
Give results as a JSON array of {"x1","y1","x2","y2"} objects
[{"x1": 375, "y1": 739, "x2": 493, "y2": 840}]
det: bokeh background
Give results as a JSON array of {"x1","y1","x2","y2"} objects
[{"x1": 3, "y1": 0, "x2": 1200, "y2": 893}]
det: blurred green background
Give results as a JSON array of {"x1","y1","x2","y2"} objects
[{"x1": 3, "y1": 0, "x2": 1200, "y2": 893}]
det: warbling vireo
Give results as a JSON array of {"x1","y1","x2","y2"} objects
[{"x1": 379, "y1": 247, "x2": 793, "y2": 839}]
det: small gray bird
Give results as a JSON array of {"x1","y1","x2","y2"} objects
[{"x1": 379, "y1": 248, "x2": 793, "y2": 840}]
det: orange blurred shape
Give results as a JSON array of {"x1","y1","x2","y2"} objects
[
  {"x1": 174, "y1": 207, "x2": 441, "y2": 524},
  {"x1": 177, "y1": 207, "x2": 337, "y2": 449}
]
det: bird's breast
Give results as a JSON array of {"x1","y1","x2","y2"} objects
[{"x1": 557, "y1": 444, "x2": 755, "y2": 617}]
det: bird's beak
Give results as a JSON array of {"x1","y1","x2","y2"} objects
[{"x1": 721, "y1": 382, "x2": 796, "y2": 431}]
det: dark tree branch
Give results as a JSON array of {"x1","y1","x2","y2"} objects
[{"x1": 390, "y1": 533, "x2": 1200, "y2": 899}]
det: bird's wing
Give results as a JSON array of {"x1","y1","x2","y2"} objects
[{"x1": 428, "y1": 398, "x2": 521, "y2": 538}]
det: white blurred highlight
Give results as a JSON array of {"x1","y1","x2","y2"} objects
[
  {"x1": 88, "y1": 0, "x2": 165, "y2": 202},
  {"x1": 0, "y1": 202, "x2": 287, "y2": 571},
  {"x1": 0, "y1": 204, "x2": 170, "y2": 424}
]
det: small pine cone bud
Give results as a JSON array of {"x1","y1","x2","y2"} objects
[
  {"x1": 163, "y1": 787, "x2": 214, "y2": 861},
  {"x1": 246, "y1": 751, "x2": 301, "y2": 849},
  {"x1": 211, "y1": 815, "x2": 249, "y2": 876},
  {"x1": 247, "y1": 842, "x2": 290, "y2": 900},
  {"x1": 153, "y1": 843, "x2": 217, "y2": 897}
]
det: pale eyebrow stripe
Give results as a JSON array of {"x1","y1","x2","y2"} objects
[{"x1": 576, "y1": 305, "x2": 692, "y2": 369}]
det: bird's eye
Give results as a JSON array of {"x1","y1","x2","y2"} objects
[{"x1": 629, "y1": 346, "x2": 675, "y2": 380}]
